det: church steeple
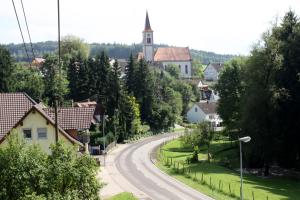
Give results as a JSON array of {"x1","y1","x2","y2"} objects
[
  {"x1": 144, "y1": 11, "x2": 152, "y2": 31},
  {"x1": 143, "y1": 11, "x2": 154, "y2": 62}
]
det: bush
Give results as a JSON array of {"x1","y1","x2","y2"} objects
[{"x1": 0, "y1": 131, "x2": 101, "y2": 200}]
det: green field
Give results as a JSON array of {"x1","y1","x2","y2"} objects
[
  {"x1": 157, "y1": 139, "x2": 300, "y2": 200},
  {"x1": 105, "y1": 192, "x2": 138, "y2": 200}
]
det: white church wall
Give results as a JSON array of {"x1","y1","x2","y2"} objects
[{"x1": 162, "y1": 61, "x2": 192, "y2": 78}]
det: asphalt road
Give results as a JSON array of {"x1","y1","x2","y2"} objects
[{"x1": 114, "y1": 133, "x2": 214, "y2": 200}]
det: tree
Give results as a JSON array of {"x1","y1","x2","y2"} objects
[
  {"x1": 193, "y1": 122, "x2": 214, "y2": 162},
  {"x1": 0, "y1": 45, "x2": 15, "y2": 92},
  {"x1": 41, "y1": 54, "x2": 69, "y2": 106},
  {"x1": 0, "y1": 131, "x2": 101, "y2": 200},
  {"x1": 106, "y1": 59, "x2": 122, "y2": 116},
  {"x1": 215, "y1": 57, "x2": 246, "y2": 132},
  {"x1": 61, "y1": 35, "x2": 90, "y2": 61},
  {"x1": 12, "y1": 65, "x2": 45, "y2": 101},
  {"x1": 124, "y1": 54, "x2": 137, "y2": 95},
  {"x1": 165, "y1": 64, "x2": 180, "y2": 79}
]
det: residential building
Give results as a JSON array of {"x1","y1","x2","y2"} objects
[
  {"x1": 203, "y1": 63, "x2": 224, "y2": 81},
  {"x1": 0, "y1": 93, "x2": 95, "y2": 153},
  {"x1": 186, "y1": 101, "x2": 222, "y2": 128}
]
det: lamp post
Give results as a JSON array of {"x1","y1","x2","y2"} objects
[
  {"x1": 114, "y1": 109, "x2": 119, "y2": 147},
  {"x1": 239, "y1": 136, "x2": 251, "y2": 200}
]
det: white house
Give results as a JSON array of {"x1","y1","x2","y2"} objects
[
  {"x1": 138, "y1": 12, "x2": 192, "y2": 78},
  {"x1": 203, "y1": 63, "x2": 224, "y2": 81},
  {"x1": 186, "y1": 101, "x2": 222, "y2": 128}
]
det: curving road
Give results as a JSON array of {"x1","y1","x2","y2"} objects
[{"x1": 113, "y1": 133, "x2": 214, "y2": 200}]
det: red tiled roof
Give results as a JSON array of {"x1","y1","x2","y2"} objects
[
  {"x1": 0, "y1": 93, "x2": 36, "y2": 139},
  {"x1": 154, "y1": 47, "x2": 191, "y2": 62},
  {"x1": 43, "y1": 107, "x2": 95, "y2": 130},
  {"x1": 197, "y1": 102, "x2": 217, "y2": 114}
]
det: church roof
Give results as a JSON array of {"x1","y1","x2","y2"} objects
[
  {"x1": 154, "y1": 47, "x2": 192, "y2": 62},
  {"x1": 144, "y1": 11, "x2": 153, "y2": 32}
]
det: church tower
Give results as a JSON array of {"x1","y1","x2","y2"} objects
[{"x1": 143, "y1": 11, "x2": 154, "y2": 62}]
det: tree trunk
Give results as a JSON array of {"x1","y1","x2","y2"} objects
[
  {"x1": 264, "y1": 162, "x2": 270, "y2": 176},
  {"x1": 207, "y1": 144, "x2": 210, "y2": 163}
]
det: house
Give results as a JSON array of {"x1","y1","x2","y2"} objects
[
  {"x1": 74, "y1": 100, "x2": 104, "y2": 122},
  {"x1": 32, "y1": 57, "x2": 45, "y2": 68},
  {"x1": 0, "y1": 93, "x2": 95, "y2": 154},
  {"x1": 138, "y1": 12, "x2": 192, "y2": 78},
  {"x1": 186, "y1": 101, "x2": 222, "y2": 128},
  {"x1": 203, "y1": 63, "x2": 224, "y2": 81}
]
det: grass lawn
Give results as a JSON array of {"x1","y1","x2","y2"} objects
[
  {"x1": 157, "y1": 139, "x2": 300, "y2": 200},
  {"x1": 105, "y1": 192, "x2": 138, "y2": 200}
]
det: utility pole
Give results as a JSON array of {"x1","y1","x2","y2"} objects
[
  {"x1": 54, "y1": 0, "x2": 61, "y2": 143},
  {"x1": 102, "y1": 114, "x2": 106, "y2": 166},
  {"x1": 54, "y1": 98, "x2": 59, "y2": 142}
]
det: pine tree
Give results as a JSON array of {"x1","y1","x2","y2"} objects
[
  {"x1": 0, "y1": 45, "x2": 15, "y2": 92},
  {"x1": 124, "y1": 54, "x2": 137, "y2": 95},
  {"x1": 77, "y1": 59, "x2": 91, "y2": 101}
]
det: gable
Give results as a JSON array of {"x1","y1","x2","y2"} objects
[{"x1": 0, "y1": 93, "x2": 36, "y2": 140}]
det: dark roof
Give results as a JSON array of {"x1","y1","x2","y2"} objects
[
  {"x1": 43, "y1": 107, "x2": 95, "y2": 130},
  {"x1": 0, "y1": 93, "x2": 36, "y2": 139},
  {"x1": 196, "y1": 102, "x2": 217, "y2": 114},
  {"x1": 154, "y1": 47, "x2": 192, "y2": 61},
  {"x1": 144, "y1": 11, "x2": 152, "y2": 32}
]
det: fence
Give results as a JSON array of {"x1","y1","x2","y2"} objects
[{"x1": 158, "y1": 140, "x2": 271, "y2": 200}]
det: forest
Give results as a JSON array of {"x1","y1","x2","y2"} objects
[{"x1": 4, "y1": 41, "x2": 234, "y2": 64}]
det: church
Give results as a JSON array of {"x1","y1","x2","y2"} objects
[{"x1": 138, "y1": 12, "x2": 192, "y2": 78}]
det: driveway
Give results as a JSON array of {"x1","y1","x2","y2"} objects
[{"x1": 100, "y1": 133, "x2": 214, "y2": 200}]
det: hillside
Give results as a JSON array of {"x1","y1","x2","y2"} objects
[{"x1": 4, "y1": 42, "x2": 234, "y2": 64}]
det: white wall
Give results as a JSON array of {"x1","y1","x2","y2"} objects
[
  {"x1": 186, "y1": 104, "x2": 206, "y2": 123},
  {"x1": 162, "y1": 61, "x2": 192, "y2": 78},
  {"x1": 204, "y1": 64, "x2": 218, "y2": 81},
  {"x1": 187, "y1": 104, "x2": 223, "y2": 127},
  {"x1": 143, "y1": 32, "x2": 154, "y2": 62}
]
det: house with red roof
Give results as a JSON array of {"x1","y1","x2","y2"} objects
[
  {"x1": 0, "y1": 93, "x2": 95, "y2": 154},
  {"x1": 138, "y1": 12, "x2": 192, "y2": 78}
]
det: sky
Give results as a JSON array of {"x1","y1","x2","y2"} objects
[{"x1": 1, "y1": 0, "x2": 300, "y2": 55}]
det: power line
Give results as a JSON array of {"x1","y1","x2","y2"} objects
[
  {"x1": 20, "y1": 0, "x2": 35, "y2": 59},
  {"x1": 11, "y1": 0, "x2": 31, "y2": 66}
]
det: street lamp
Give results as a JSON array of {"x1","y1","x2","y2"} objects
[
  {"x1": 114, "y1": 109, "x2": 119, "y2": 147},
  {"x1": 239, "y1": 136, "x2": 251, "y2": 200}
]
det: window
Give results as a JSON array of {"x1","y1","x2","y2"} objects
[
  {"x1": 185, "y1": 65, "x2": 188, "y2": 74},
  {"x1": 147, "y1": 37, "x2": 151, "y2": 44},
  {"x1": 23, "y1": 129, "x2": 32, "y2": 139},
  {"x1": 179, "y1": 65, "x2": 181, "y2": 70},
  {"x1": 37, "y1": 128, "x2": 47, "y2": 139},
  {"x1": 195, "y1": 107, "x2": 198, "y2": 112}
]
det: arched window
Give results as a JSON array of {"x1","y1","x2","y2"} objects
[
  {"x1": 185, "y1": 65, "x2": 188, "y2": 74},
  {"x1": 147, "y1": 38, "x2": 151, "y2": 44},
  {"x1": 179, "y1": 65, "x2": 181, "y2": 70},
  {"x1": 195, "y1": 107, "x2": 198, "y2": 112}
]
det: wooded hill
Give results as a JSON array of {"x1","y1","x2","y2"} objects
[{"x1": 4, "y1": 41, "x2": 234, "y2": 64}]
